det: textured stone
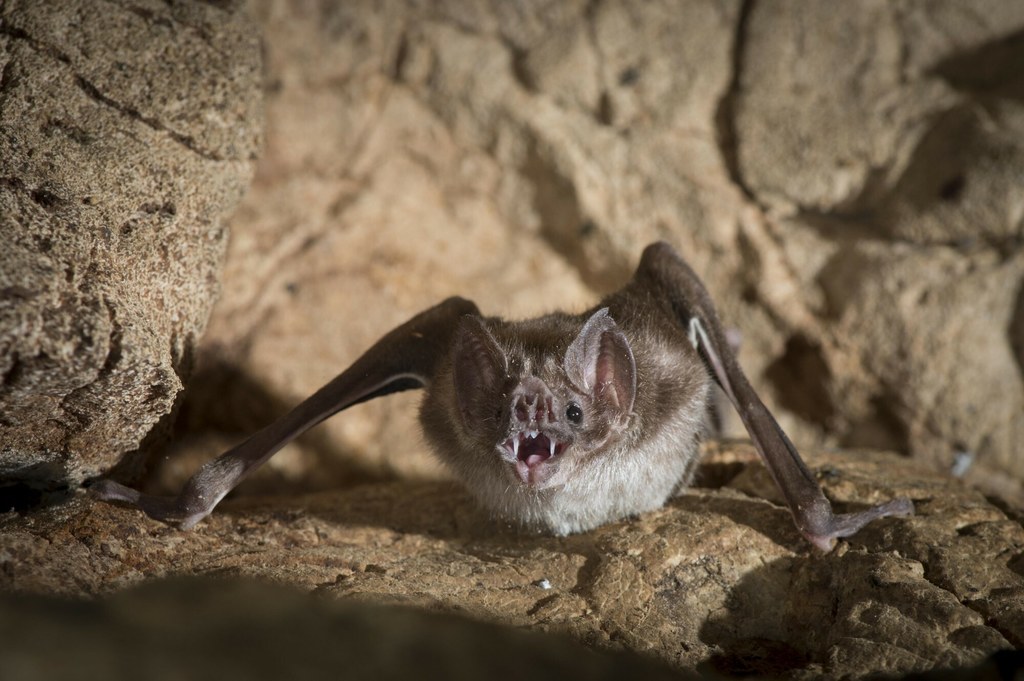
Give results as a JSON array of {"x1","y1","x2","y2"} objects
[
  {"x1": 0, "y1": 578, "x2": 690, "y2": 681},
  {"x1": 0, "y1": 0, "x2": 262, "y2": 490},
  {"x1": 731, "y1": 0, "x2": 1024, "y2": 496},
  {"x1": 0, "y1": 446, "x2": 1018, "y2": 679}
]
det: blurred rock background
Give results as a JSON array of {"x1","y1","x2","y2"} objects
[{"x1": 167, "y1": 0, "x2": 1024, "y2": 503}]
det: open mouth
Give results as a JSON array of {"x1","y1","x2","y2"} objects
[{"x1": 503, "y1": 431, "x2": 566, "y2": 484}]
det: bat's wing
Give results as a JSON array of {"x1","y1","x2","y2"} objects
[
  {"x1": 92, "y1": 297, "x2": 480, "y2": 529},
  {"x1": 635, "y1": 242, "x2": 912, "y2": 551}
]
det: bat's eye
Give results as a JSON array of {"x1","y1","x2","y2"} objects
[{"x1": 565, "y1": 403, "x2": 583, "y2": 424}]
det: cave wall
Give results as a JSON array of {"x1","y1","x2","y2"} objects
[
  {"x1": 0, "y1": 0, "x2": 262, "y2": 490},
  {"x1": 170, "y1": 0, "x2": 1024, "y2": 500}
]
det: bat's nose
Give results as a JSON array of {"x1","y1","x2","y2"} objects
[{"x1": 512, "y1": 377, "x2": 556, "y2": 425}]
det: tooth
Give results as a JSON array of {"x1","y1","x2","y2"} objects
[
  {"x1": 513, "y1": 437, "x2": 520, "y2": 458},
  {"x1": 549, "y1": 439, "x2": 555, "y2": 457}
]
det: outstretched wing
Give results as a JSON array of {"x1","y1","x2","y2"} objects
[
  {"x1": 634, "y1": 242, "x2": 912, "y2": 551},
  {"x1": 92, "y1": 296, "x2": 480, "y2": 529}
]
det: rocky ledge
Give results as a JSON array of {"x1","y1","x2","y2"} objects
[{"x1": 1, "y1": 444, "x2": 1020, "y2": 679}]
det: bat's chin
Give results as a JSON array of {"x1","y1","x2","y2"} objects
[{"x1": 501, "y1": 430, "x2": 568, "y2": 487}]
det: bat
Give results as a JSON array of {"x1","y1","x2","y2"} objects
[{"x1": 93, "y1": 242, "x2": 913, "y2": 551}]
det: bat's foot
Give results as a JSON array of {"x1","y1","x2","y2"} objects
[
  {"x1": 90, "y1": 479, "x2": 142, "y2": 504},
  {"x1": 89, "y1": 479, "x2": 211, "y2": 530},
  {"x1": 801, "y1": 496, "x2": 915, "y2": 552}
]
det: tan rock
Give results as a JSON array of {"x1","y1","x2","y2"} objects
[
  {"x1": 153, "y1": 0, "x2": 1024, "y2": 505},
  {"x1": 0, "y1": 578, "x2": 691, "y2": 681},
  {"x1": 732, "y1": 0, "x2": 1024, "y2": 494},
  {"x1": 0, "y1": 446, "x2": 1018, "y2": 679},
  {"x1": 0, "y1": 1, "x2": 262, "y2": 489}
]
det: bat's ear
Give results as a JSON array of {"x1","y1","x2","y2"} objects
[
  {"x1": 452, "y1": 316, "x2": 508, "y2": 427},
  {"x1": 564, "y1": 309, "x2": 636, "y2": 416}
]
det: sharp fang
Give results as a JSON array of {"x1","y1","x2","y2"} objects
[
  {"x1": 513, "y1": 437, "x2": 520, "y2": 458},
  {"x1": 549, "y1": 439, "x2": 555, "y2": 457}
]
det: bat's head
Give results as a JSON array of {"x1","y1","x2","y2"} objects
[{"x1": 446, "y1": 308, "x2": 637, "y2": 490}]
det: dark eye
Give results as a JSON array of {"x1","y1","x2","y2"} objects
[{"x1": 565, "y1": 403, "x2": 583, "y2": 424}]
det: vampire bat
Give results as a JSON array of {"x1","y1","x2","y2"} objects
[{"x1": 93, "y1": 242, "x2": 913, "y2": 551}]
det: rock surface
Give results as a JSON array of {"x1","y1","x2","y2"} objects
[
  {"x1": 0, "y1": 446, "x2": 1019, "y2": 679},
  {"x1": 0, "y1": 579, "x2": 690, "y2": 681},
  {"x1": 0, "y1": 1, "x2": 262, "y2": 490}
]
